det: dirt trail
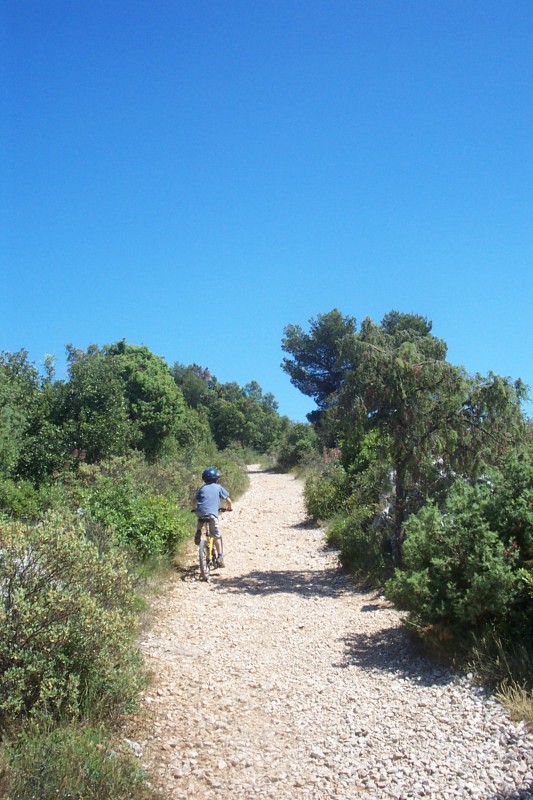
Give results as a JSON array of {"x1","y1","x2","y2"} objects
[{"x1": 123, "y1": 468, "x2": 533, "y2": 800}]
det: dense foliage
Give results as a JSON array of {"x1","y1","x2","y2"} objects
[
  {"x1": 281, "y1": 309, "x2": 357, "y2": 421},
  {"x1": 276, "y1": 422, "x2": 320, "y2": 472},
  {"x1": 284, "y1": 308, "x2": 532, "y2": 686},
  {"x1": 0, "y1": 344, "x2": 289, "y2": 496},
  {"x1": 173, "y1": 365, "x2": 288, "y2": 452},
  {"x1": 0, "y1": 514, "x2": 142, "y2": 727}
]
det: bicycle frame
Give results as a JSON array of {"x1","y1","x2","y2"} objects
[{"x1": 197, "y1": 517, "x2": 222, "y2": 582}]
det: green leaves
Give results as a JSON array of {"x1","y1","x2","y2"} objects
[
  {"x1": 0, "y1": 514, "x2": 142, "y2": 728},
  {"x1": 285, "y1": 307, "x2": 528, "y2": 565},
  {"x1": 173, "y1": 363, "x2": 286, "y2": 452},
  {"x1": 385, "y1": 480, "x2": 525, "y2": 639},
  {"x1": 281, "y1": 309, "x2": 357, "y2": 410},
  {"x1": 276, "y1": 423, "x2": 319, "y2": 471},
  {"x1": 304, "y1": 458, "x2": 349, "y2": 521},
  {"x1": 84, "y1": 473, "x2": 189, "y2": 558},
  {"x1": 65, "y1": 342, "x2": 187, "y2": 462}
]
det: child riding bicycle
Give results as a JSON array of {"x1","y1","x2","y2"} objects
[{"x1": 192, "y1": 467, "x2": 232, "y2": 567}]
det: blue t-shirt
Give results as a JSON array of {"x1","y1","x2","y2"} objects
[{"x1": 195, "y1": 483, "x2": 229, "y2": 517}]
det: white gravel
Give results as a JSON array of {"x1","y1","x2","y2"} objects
[{"x1": 123, "y1": 467, "x2": 533, "y2": 799}]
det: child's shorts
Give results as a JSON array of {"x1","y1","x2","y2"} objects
[{"x1": 197, "y1": 514, "x2": 221, "y2": 538}]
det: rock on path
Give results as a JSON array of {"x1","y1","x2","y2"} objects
[{"x1": 123, "y1": 467, "x2": 533, "y2": 799}]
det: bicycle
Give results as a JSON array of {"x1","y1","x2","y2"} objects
[{"x1": 194, "y1": 509, "x2": 228, "y2": 582}]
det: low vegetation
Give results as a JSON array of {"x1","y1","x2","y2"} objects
[{"x1": 0, "y1": 723, "x2": 163, "y2": 800}]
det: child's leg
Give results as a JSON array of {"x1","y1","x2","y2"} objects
[
  {"x1": 208, "y1": 517, "x2": 224, "y2": 557},
  {"x1": 194, "y1": 517, "x2": 203, "y2": 545}
]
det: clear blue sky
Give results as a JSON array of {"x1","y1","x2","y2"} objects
[{"x1": 2, "y1": 1, "x2": 532, "y2": 421}]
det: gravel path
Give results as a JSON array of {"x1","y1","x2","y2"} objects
[{"x1": 123, "y1": 467, "x2": 533, "y2": 799}]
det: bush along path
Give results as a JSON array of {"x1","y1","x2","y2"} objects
[{"x1": 122, "y1": 467, "x2": 533, "y2": 800}]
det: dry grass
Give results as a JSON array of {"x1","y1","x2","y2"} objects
[{"x1": 496, "y1": 683, "x2": 533, "y2": 731}]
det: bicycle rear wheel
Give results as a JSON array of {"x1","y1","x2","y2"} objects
[{"x1": 198, "y1": 539, "x2": 211, "y2": 581}]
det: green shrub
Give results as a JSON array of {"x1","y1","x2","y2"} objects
[
  {"x1": 79, "y1": 451, "x2": 248, "y2": 559},
  {"x1": 91, "y1": 453, "x2": 191, "y2": 506},
  {"x1": 0, "y1": 723, "x2": 161, "y2": 800},
  {"x1": 304, "y1": 461, "x2": 349, "y2": 521},
  {"x1": 123, "y1": 495, "x2": 190, "y2": 557},
  {"x1": 0, "y1": 514, "x2": 143, "y2": 729},
  {"x1": 84, "y1": 475, "x2": 190, "y2": 558},
  {"x1": 327, "y1": 506, "x2": 391, "y2": 584},
  {"x1": 385, "y1": 481, "x2": 520, "y2": 640},
  {"x1": 175, "y1": 404, "x2": 214, "y2": 451},
  {"x1": 276, "y1": 423, "x2": 319, "y2": 472},
  {"x1": 0, "y1": 478, "x2": 43, "y2": 519},
  {"x1": 485, "y1": 452, "x2": 533, "y2": 563}
]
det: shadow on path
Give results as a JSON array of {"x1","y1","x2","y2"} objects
[
  {"x1": 493, "y1": 781, "x2": 533, "y2": 800},
  {"x1": 220, "y1": 566, "x2": 455, "y2": 687},
  {"x1": 219, "y1": 567, "x2": 349, "y2": 598},
  {"x1": 177, "y1": 563, "x2": 205, "y2": 582},
  {"x1": 338, "y1": 626, "x2": 454, "y2": 687},
  {"x1": 289, "y1": 519, "x2": 321, "y2": 530}
]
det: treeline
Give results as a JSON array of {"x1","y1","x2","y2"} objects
[
  {"x1": 0, "y1": 340, "x2": 288, "y2": 799},
  {"x1": 0, "y1": 341, "x2": 289, "y2": 494},
  {"x1": 282, "y1": 309, "x2": 533, "y2": 696}
]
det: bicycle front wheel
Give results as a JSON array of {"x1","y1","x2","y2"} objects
[{"x1": 198, "y1": 539, "x2": 211, "y2": 581}]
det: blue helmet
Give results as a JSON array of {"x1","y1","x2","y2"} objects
[{"x1": 202, "y1": 467, "x2": 220, "y2": 484}]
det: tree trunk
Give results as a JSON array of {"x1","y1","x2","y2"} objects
[{"x1": 391, "y1": 464, "x2": 407, "y2": 566}]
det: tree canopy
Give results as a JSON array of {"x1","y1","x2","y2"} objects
[
  {"x1": 0, "y1": 341, "x2": 288, "y2": 492},
  {"x1": 283, "y1": 309, "x2": 529, "y2": 561},
  {"x1": 281, "y1": 309, "x2": 357, "y2": 411},
  {"x1": 172, "y1": 363, "x2": 287, "y2": 452}
]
